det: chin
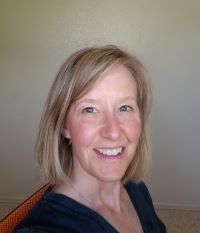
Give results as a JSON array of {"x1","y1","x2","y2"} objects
[{"x1": 96, "y1": 172, "x2": 125, "y2": 183}]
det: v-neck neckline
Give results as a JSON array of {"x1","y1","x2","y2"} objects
[{"x1": 46, "y1": 181, "x2": 145, "y2": 233}]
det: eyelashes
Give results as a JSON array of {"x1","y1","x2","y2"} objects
[
  {"x1": 119, "y1": 105, "x2": 133, "y2": 112},
  {"x1": 81, "y1": 105, "x2": 134, "y2": 114},
  {"x1": 82, "y1": 107, "x2": 97, "y2": 114}
]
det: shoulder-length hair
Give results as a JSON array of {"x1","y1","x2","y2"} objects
[{"x1": 35, "y1": 45, "x2": 151, "y2": 184}]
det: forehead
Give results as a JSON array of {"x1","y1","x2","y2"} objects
[{"x1": 75, "y1": 64, "x2": 137, "y2": 102}]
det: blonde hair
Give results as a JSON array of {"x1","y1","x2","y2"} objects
[{"x1": 35, "y1": 45, "x2": 151, "y2": 184}]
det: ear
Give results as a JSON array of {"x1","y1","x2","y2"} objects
[{"x1": 61, "y1": 127, "x2": 71, "y2": 139}]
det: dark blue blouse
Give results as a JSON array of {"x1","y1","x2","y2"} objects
[{"x1": 14, "y1": 182, "x2": 166, "y2": 233}]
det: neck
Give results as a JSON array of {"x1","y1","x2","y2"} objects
[
  {"x1": 94, "y1": 181, "x2": 123, "y2": 211},
  {"x1": 54, "y1": 176, "x2": 125, "y2": 212},
  {"x1": 74, "y1": 177, "x2": 124, "y2": 210}
]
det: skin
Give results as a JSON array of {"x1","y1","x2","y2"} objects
[
  {"x1": 62, "y1": 64, "x2": 141, "y2": 184},
  {"x1": 56, "y1": 64, "x2": 143, "y2": 233}
]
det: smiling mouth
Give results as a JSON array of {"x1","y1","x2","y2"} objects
[{"x1": 94, "y1": 147, "x2": 124, "y2": 157}]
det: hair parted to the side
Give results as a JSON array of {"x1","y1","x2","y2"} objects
[{"x1": 35, "y1": 45, "x2": 151, "y2": 185}]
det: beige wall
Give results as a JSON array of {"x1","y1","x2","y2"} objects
[{"x1": 0, "y1": 0, "x2": 199, "y2": 209}]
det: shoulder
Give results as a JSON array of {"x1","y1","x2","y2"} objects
[
  {"x1": 125, "y1": 181, "x2": 167, "y2": 233},
  {"x1": 14, "y1": 226, "x2": 50, "y2": 233},
  {"x1": 14, "y1": 191, "x2": 110, "y2": 233},
  {"x1": 14, "y1": 192, "x2": 75, "y2": 232},
  {"x1": 125, "y1": 180, "x2": 152, "y2": 202}
]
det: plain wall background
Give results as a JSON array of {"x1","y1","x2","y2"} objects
[{"x1": 0, "y1": 0, "x2": 199, "y2": 209}]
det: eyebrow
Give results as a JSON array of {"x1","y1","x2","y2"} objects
[
  {"x1": 74, "y1": 96, "x2": 137, "y2": 106},
  {"x1": 74, "y1": 98, "x2": 97, "y2": 106}
]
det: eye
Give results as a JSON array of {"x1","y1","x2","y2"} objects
[
  {"x1": 82, "y1": 107, "x2": 97, "y2": 113},
  {"x1": 119, "y1": 105, "x2": 133, "y2": 112}
]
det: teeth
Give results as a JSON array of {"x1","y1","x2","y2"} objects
[{"x1": 96, "y1": 148, "x2": 122, "y2": 156}]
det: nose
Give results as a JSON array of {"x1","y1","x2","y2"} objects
[{"x1": 100, "y1": 112, "x2": 122, "y2": 141}]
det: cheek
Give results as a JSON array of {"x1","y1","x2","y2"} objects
[
  {"x1": 126, "y1": 119, "x2": 141, "y2": 141},
  {"x1": 68, "y1": 120, "x2": 96, "y2": 146}
]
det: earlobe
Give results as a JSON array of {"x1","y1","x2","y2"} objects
[{"x1": 61, "y1": 127, "x2": 71, "y2": 139}]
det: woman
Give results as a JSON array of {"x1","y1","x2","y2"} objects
[{"x1": 14, "y1": 45, "x2": 166, "y2": 233}]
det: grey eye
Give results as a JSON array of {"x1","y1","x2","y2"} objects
[
  {"x1": 82, "y1": 107, "x2": 96, "y2": 113},
  {"x1": 119, "y1": 105, "x2": 133, "y2": 112}
]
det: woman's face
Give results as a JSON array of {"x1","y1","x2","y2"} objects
[{"x1": 62, "y1": 64, "x2": 141, "y2": 183}]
